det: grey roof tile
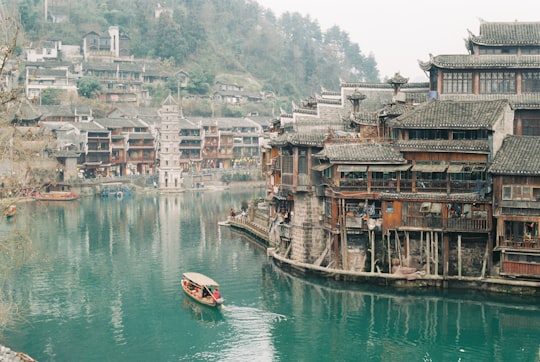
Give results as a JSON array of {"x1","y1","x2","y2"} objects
[
  {"x1": 391, "y1": 99, "x2": 508, "y2": 129},
  {"x1": 490, "y1": 135, "x2": 540, "y2": 175},
  {"x1": 470, "y1": 21, "x2": 540, "y2": 46},
  {"x1": 395, "y1": 139, "x2": 490, "y2": 152},
  {"x1": 316, "y1": 142, "x2": 405, "y2": 163},
  {"x1": 271, "y1": 133, "x2": 326, "y2": 147}
]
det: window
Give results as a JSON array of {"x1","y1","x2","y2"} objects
[
  {"x1": 452, "y1": 129, "x2": 488, "y2": 140},
  {"x1": 522, "y1": 72, "x2": 540, "y2": 93},
  {"x1": 478, "y1": 47, "x2": 517, "y2": 54},
  {"x1": 522, "y1": 119, "x2": 540, "y2": 136},
  {"x1": 479, "y1": 72, "x2": 516, "y2": 94},
  {"x1": 409, "y1": 129, "x2": 449, "y2": 140},
  {"x1": 503, "y1": 185, "x2": 533, "y2": 200},
  {"x1": 323, "y1": 166, "x2": 332, "y2": 179},
  {"x1": 442, "y1": 72, "x2": 472, "y2": 94},
  {"x1": 386, "y1": 201, "x2": 394, "y2": 213},
  {"x1": 521, "y1": 47, "x2": 540, "y2": 55}
]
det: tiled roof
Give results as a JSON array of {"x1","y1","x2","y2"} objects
[
  {"x1": 37, "y1": 104, "x2": 93, "y2": 118},
  {"x1": 161, "y1": 94, "x2": 178, "y2": 106},
  {"x1": 489, "y1": 135, "x2": 540, "y2": 175},
  {"x1": 469, "y1": 21, "x2": 540, "y2": 46},
  {"x1": 189, "y1": 117, "x2": 262, "y2": 129},
  {"x1": 315, "y1": 142, "x2": 405, "y2": 163},
  {"x1": 395, "y1": 139, "x2": 490, "y2": 153},
  {"x1": 95, "y1": 117, "x2": 148, "y2": 128},
  {"x1": 340, "y1": 81, "x2": 429, "y2": 90},
  {"x1": 128, "y1": 133, "x2": 153, "y2": 140},
  {"x1": 390, "y1": 99, "x2": 509, "y2": 129},
  {"x1": 68, "y1": 121, "x2": 107, "y2": 132},
  {"x1": 271, "y1": 133, "x2": 326, "y2": 147},
  {"x1": 178, "y1": 118, "x2": 199, "y2": 128},
  {"x1": 379, "y1": 103, "x2": 415, "y2": 117},
  {"x1": 420, "y1": 54, "x2": 540, "y2": 70},
  {"x1": 439, "y1": 93, "x2": 540, "y2": 109},
  {"x1": 9, "y1": 99, "x2": 41, "y2": 121}
]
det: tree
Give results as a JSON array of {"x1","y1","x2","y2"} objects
[
  {"x1": 77, "y1": 77, "x2": 102, "y2": 98},
  {"x1": 40, "y1": 88, "x2": 64, "y2": 105},
  {"x1": 0, "y1": 7, "x2": 40, "y2": 335}
]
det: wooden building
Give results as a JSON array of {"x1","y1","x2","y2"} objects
[
  {"x1": 264, "y1": 20, "x2": 540, "y2": 282},
  {"x1": 490, "y1": 135, "x2": 540, "y2": 278}
]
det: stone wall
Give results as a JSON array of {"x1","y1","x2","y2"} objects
[{"x1": 290, "y1": 193, "x2": 325, "y2": 263}]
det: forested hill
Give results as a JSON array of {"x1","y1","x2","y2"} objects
[{"x1": 16, "y1": 0, "x2": 379, "y2": 101}]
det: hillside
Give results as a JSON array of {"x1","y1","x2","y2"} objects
[{"x1": 14, "y1": 0, "x2": 380, "y2": 113}]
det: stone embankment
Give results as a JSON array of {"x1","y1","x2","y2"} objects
[
  {"x1": 229, "y1": 206, "x2": 540, "y2": 296},
  {"x1": 0, "y1": 345, "x2": 35, "y2": 362}
]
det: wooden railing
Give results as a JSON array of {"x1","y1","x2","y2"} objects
[
  {"x1": 403, "y1": 215, "x2": 490, "y2": 231},
  {"x1": 499, "y1": 236, "x2": 540, "y2": 250}
]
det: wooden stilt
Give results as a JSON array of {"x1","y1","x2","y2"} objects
[
  {"x1": 340, "y1": 199, "x2": 348, "y2": 270},
  {"x1": 458, "y1": 235, "x2": 462, "y2": 279},
  {"x1": 435, "y1": 232, "x2": 439, "y2": 276},
  {"x1": 425, "y1": 231, "x2": 431, "y2": 276},
  {"x1": 405, "y1": 231, "x2": 410, "y2": 267},
  {"x1": 370, "y1": 230, "x2": 375, "y2": 273},
  {"x1": 387, "y1": 230, "x2": 391, "y2": 273}
]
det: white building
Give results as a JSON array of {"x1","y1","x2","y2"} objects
[{"x1": 157, "y1": 94, "x2": 184, "y2": 191}]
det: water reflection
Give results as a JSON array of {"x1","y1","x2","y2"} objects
[
  {"x1": 1, "y1": 189, "x2": 539, "y2": 361},
  {"x1": 182, "y1": 297, "x2": 224, "y2": 325},
  {"x1": 261, "y1": 263, "x2": 540, "y2": 361}
]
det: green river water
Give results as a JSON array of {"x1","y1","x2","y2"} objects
[{"x1": 0, "y1": 189, "x2": 539, "y2": 361}]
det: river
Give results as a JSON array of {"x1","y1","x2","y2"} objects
[{"x1": 0, "y1": 188, "x2": 539, "y2": 361}]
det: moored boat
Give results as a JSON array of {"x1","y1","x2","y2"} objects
[
  {"x1": 181, "y1": 272, "x2": 224, "y2": 307},
  {"x1": 34, "y1": 191, "x2": 79, "y2": 201},
  {"x1": 4, "y1": 204, "x2": 16, "y2": 218}
]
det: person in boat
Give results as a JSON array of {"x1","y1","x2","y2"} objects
[
  {"x1": 202, "y1": 287, "x2": 210, "y2": 298},
  {"x1": 213, "y1": 288, "x2": 221, "y2": 300}
]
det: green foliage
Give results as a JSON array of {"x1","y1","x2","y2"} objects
[
  {"x1": 19, "y1": 0, "x2": 380, "y2": 103},
  {"x1": 39, "y1": 88, "x2": 64, "y2": 105},
  {"x1": 185, "y1": 66, "x2": 215, "y2": 95},
  {"x1": 220, "y1": 173, "x2": 232, "y2": 184},
  {"x1": 77, "y1": 77, "x2": 102, "y2": 98}
]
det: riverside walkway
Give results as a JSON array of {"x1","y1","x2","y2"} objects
[{"x1": 228, "y1": 211, "x2": 540, "y2": 296}]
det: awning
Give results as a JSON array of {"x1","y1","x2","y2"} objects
[
  {"x1": 472, "y1": 165, "x2": 486, "y2": 172},
  {"x1": 447, "y1": 164, "x2": 464, "y2": 173},
  {"x1": 183, "y1": 272, "x2": 219, "y2": 287},
  {"x1": 337, "y1": 165, "x2": 367, "y2": 172},
  {"x1": 447, "y1": 164, "x2": 486, "y2": 173},
  {"x1": 312, "y1": 163, "x2": 332, "y2": 171},
  {"x1": 412, "y1": 164, "x2": 448, "y2": 172},
  {"x1": 369, "y1": 164, "x2": 411, "y2": 172}
]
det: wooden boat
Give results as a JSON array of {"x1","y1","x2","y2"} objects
[
  {"x1": 4, "y1": 204, "x2": 16, "y2": 218},
  {"x1": 181, "y1": 272, "x2": 224, "y2": 307},
  {"x1": 100, "y1": 182, "x2": 134, "y2": 199},
  {"x1": 34, "y1": 191, "x2": 79, "y2": 201}
]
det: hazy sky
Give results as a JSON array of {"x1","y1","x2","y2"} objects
[{"x1": 256, "y1": 0, "x2": 540, "y2": 82}]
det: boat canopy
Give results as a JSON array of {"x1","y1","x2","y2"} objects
[{"x1": 183, "y1": 272, "x2": 219, "y2": 287}]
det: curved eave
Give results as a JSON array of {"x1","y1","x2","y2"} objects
[
  {"x1": 469, "y1": 37, "x2": 540, "y2": 47},
  {"x1": 490, "y1": 170, "x2": 540, "y2": 176},
  {"x1": 425, "y1": 54, "x2": 540, "y2": 70},
  {"x1": 395, "y1": 140, "x2": 490, "y2": 153}
]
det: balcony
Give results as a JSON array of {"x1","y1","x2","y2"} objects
[
  {"x1": 415, "y1": 180, "x2": 446, "y2": 192},
  {"x1": 339, "y1": 179, "x2": 368, "y2": 189},
  {"x1": 403, "y1": 215, "x2": 490, "y2": 231},
  {"x1": 499, "y1": 236, "x2": 540, "y2": 250}
]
